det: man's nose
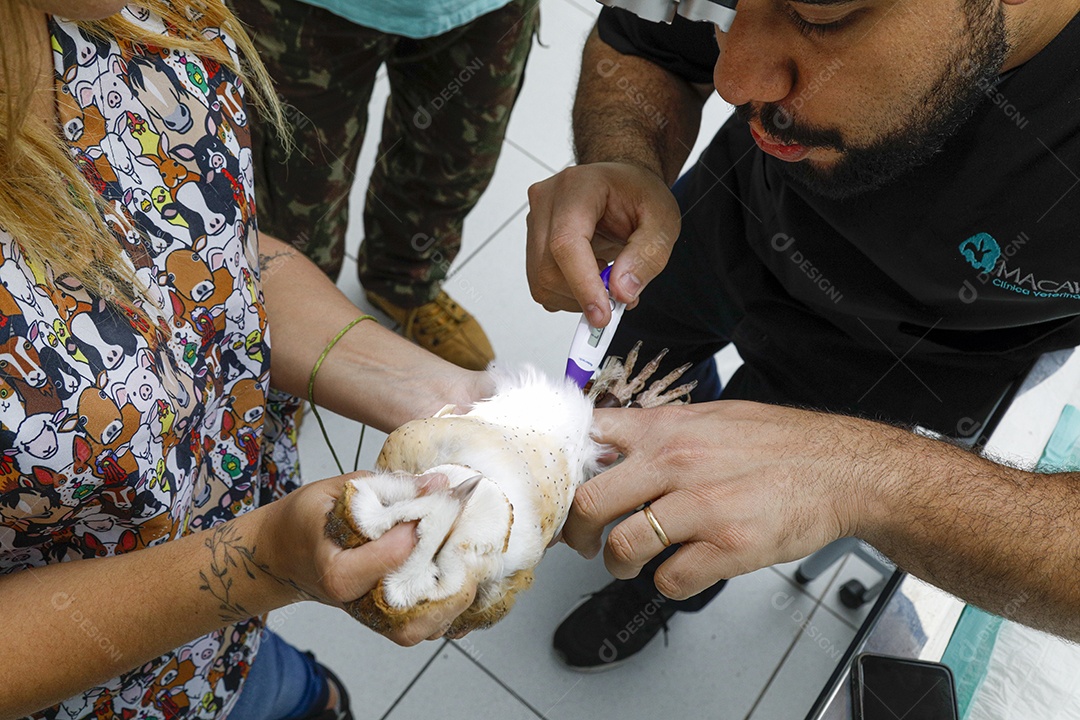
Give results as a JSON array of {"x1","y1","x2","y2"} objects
[{"x1": 713, "y1": 13, "x2": 794, "y2": 109}]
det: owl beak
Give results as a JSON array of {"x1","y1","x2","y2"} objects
[
  {"x1": 449, "y1": 474, "x2": 483, "y2": 506},
  {"x1": 433, "y1": 475, "x2": 484, "y2": 558}
]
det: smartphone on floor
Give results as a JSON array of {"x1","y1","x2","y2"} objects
[{"x1": 851, "y1": 652, "x2": 959, "y2": 720}]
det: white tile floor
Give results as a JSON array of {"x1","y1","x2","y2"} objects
[{"x1": 266, "y1": 2, "x2": 872, "y2": 717}]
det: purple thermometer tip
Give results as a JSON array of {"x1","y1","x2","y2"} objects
[{"x1": 566, "y1": 359, "x2": 593, "y2": 389}]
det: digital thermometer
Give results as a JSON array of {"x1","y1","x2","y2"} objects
[{"x1": 565, "y1": 265, "x2": 627, "y2": 389}]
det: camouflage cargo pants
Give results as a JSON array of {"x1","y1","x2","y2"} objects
[{"x1": 232, "y1": 0, "x2": 539, "y2": 306}]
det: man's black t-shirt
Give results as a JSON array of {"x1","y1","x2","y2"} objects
[{"x1": 597, "y1": 8, "x2": 1080, "y2": 434}]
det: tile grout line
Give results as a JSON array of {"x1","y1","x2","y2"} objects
[
  {"x1": 768, "y1": 561, "x2": 863, "y2": 631},
  {"x1": 768, "y1": 563, "x2": 832, "y2": 603},
  {"x1": 377, "y1": 639, "x2": 450, "y2": 720},
  {"x1": 447, "y1": 640, "x2": 552, "y2": 720},
  {"x1": 503, "y1": 136, "x2": 560, "y2": 175},
  {"x1": 739, "y1": 627, "x2": 806, "y2": 720},
  {"x1": 801, "y1": 555, "x2": 867, "y2": 631},
  {"x1": 814, "y1": 598, "x2": 864, "y2": 632},
  {"x1": 446, "y1": 159, "x2": 544, "y2": 275},
  {"x1": 447, "y1": 200, "x2": 528, "y2": 278},
  {"x1": 347, "y1": 144, "x2": 570, "y2": 280},
  {"x1": 448, "y1": 150, "x2": 573, "y2": 277},
  {"x1": 740, "y1": 562, "x2": 847, "y2": 720}
]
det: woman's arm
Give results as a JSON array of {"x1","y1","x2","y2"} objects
[
  {"x1": 257, "y1": 234, "x2": 492, "y2": 433},
  {"x1": 0, "y1": 474, "x2": 467, "y2": 720},
  {"x1": 1, "y1": 231, "x2": 493, "y2": 717}
]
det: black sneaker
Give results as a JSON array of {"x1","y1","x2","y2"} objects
[{"x1": 553, "y1": 579, "x2": 678, "y2": 672}]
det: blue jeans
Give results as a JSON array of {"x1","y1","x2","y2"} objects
[{"x1": 228, "y1": 630, "x2": 327, "y2": 720}]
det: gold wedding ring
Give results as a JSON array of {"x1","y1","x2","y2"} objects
[{"x1": 642, "y1": 505, "x2": 671, "y2": 547}]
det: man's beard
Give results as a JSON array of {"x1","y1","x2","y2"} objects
[{"x1": 736, "y1": 3, "x2": 1009, "y2": 200}]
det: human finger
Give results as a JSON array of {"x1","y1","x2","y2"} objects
[
  {"x1": 525, "y1": 177, "x2": 603, "y2": 316},
  {"x1": 323, "y1": 522, "x2": 416, "y2": 604},
  {"x1": 540, "y1": 229, "x2": 628, "y2": 312},
  {"x1": 563, "y1": 457, "x2": 668, "y2": 559},
  {"x1": 603, "y1": 500, "x2": 682, "y2": 580},
  {"x1": 562, "y1": 408, "x2": 656, "y2": 557},
  {"x1": 545, "y1": 193, "x2": 617, "y2": 327},
  {"x1": 607, "y1": 217, "x2": 678, "y2": 306},
  {"x1": 589, "y1": 406, "x2": 651, "y2": 451},
  {"x1": 653, "y1": 540, "x2": 759, "y2": 601},
  {"x1": 530, "y1": 261, "x2": 607, "y2": 315},
  {"x1": 389, "y1": 585, "x2": 477, "y2": 646}
]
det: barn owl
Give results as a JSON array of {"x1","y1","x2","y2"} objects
[{"x1": 326, "y1": 344, "x2": 695, "y2": 635}]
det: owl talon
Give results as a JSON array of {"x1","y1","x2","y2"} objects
[
  {"x1": 636, "y1": 362, "x2": 697, "y2": 407},
  {"x1": 588, "y1": 342, "x2": 695, "y2": 408}
]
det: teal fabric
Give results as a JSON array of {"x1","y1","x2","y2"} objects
[
  {"x1": 941, "y1": 607, "x2": 1005, "y2": 719},
  {"x1": 1038, "y1": 403, "x2": 1080, "y2": 470},
  {"x1": 297, "y1": 0, "x2": 516, "y2": 38},
  {"x1": 942, "y1": 402, "x2": 1080, "y2": 718}
]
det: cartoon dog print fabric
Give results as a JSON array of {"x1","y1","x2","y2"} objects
[{"x1": 1, "y1": 9, "x2": 297, "y2": 719}]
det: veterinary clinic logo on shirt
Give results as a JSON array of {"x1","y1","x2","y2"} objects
[
  {"x1": 959, "y1": 233, "x2": 1001, "y2": 272},
  {"x1": 959, "y1": 232, "x2": 1080, "y2": 301}
]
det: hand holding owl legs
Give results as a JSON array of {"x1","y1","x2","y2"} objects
[
  {"x1": 326, "y1": 469, "x2": 511, "y2": 639},
  {"x1": 259, "y1": 472, "x2": 476, "y2": 646}
]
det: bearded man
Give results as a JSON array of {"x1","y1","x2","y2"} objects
[{"x1": 525, "y1": 0, "x2": 1080, "y2": 669}]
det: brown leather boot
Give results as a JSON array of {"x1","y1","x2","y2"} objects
[{"x1": 366, "y1": 290, "x2": 495, "y2": 371}]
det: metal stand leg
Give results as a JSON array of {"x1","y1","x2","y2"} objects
[{"x1": 795, "y1": 537, "x2": 860, "y2": 584}]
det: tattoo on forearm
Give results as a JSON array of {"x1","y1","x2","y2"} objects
[
  {"x1": 258, "y1": 248, "x2": 297, "y2": 273},
  {"x1": 198, "y1": 522, "x2": 313, "y2": 621}
]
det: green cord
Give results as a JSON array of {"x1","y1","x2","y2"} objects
[
  {"x1": 307, "y1": 314, "x2": 376, "y2": 476},
  {"x1": 352, "y1": 422, "x2": 367, "y2": 473}
]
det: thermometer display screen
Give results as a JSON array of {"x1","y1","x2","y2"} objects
[{"x1": 588, "y1": 326, "x2": 605, "y2": 348}]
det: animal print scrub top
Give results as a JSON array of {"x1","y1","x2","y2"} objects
[{"x1": 1, "y1": 9, "x2": 301, "y2": 719}]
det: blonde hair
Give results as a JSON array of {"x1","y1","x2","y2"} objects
[{"x1": 0, "y1": 0, "x2": 284, "y2": 306}]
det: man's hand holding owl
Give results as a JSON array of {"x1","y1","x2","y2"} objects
[
  {"x1": 563, "y1": 401, "x2": 860, "y2": 600},
  {"x1": 563, "y1": 401, "x2": 1080, "y2": 643}
]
